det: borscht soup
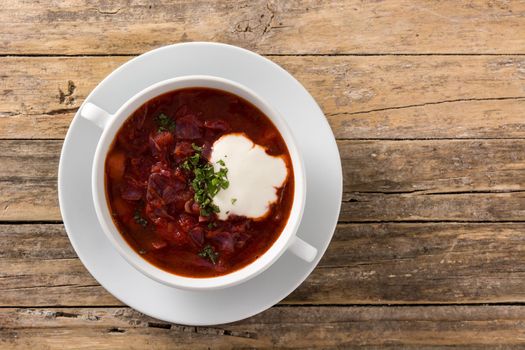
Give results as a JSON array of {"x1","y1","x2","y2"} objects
[{"x1": 105, "y1": 88, "x2": 294, "y2": 277}]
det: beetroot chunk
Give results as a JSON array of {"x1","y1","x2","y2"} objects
[
  {"x1": 204, "y1": 119, "x2": 230, "y2": 132},
  {"x1": 173, "y1": 141, "x2": 195, "y2": 162},
  {"x1": 121, "y1": 183, "x2": 143, "y2": 201},
  {"x1": 149, "y1": 131, "x2": 174, "y2": 159},
  {"x1": 175, "y1": 114, "x2": 203, "y2": 140}
]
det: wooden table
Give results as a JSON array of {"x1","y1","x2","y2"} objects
[{"x1": 2, "y1": 1, "x2": 525, "y2": 348}]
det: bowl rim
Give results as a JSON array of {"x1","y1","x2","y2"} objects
[{"x1": 90, "y1": 75, "x2": 307, "y2": 290}]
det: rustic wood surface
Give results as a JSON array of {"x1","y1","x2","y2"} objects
[{"x1": 2, "y1": 0, "x2": 525, "y2": 348}]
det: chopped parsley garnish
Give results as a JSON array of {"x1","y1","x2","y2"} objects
[
  {"x1": 207, "y1": 221, "x2": 217, "y2": 229},
  {"x1": 181, "y1": 151, "x2": 200, "y2": 171},
  {"x1": 198, "y1": 244, "x2": 219, "y2": 264},
  {"x1": 133, "y1": 210, "x2": 148, "y2": 227},
  {"x1": 182, "y1": 144, "x2": 229, "y2": 216},
  {"x1": 155, "y1": 113, "x2": 176, "y2": 132},
  {"x1": 231, "y1": 198, "x2": 237, "y2": 205}
]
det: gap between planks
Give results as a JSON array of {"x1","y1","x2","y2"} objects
[
  {"x1": 2, "y1": 53, "x2": 525, "y2": 58},
  {"x1": 5, "y1": 302, "x2": 525, "y2": 309}
]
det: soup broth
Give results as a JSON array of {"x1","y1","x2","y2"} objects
[{"x1": 105, "y1": 88, "x2": 294, "y2": 277}]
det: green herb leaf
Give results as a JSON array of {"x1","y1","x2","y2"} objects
[
  {"x1": 155, "y1": 113, "x2": 176, "y2": 132},
  {"x1": 133, "y1": 210, "x2": 148, "y2": 227},
  {"x1": 182, "y1": 146, "x2": 229, "y2": 216},
  {"x1": 198, "y1": 244, "x2": 219, "y2": 264},
  {"x1": 231, "y1": 198, "x2": 237, "y2": 205}
]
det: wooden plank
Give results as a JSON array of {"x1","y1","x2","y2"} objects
[
  {"x1": 3, "y1": 139, "x2": 525, "y2": 221},
  {"x1": 0, "y1": 57, "x2": 126, "y2": 139},
  {"x1": 339, "y1": 139, "x2": 525, "y2": 221},
  {"x1": 3, "y1": 223, "x2": 525, "y2": 306},
  {"x1": 2, "y1": 305, "x2": 525, "y2": 349},
  {"x1": 0, "y1": 140, "x2": 60, "y2": 221},
  {"x1": 342, "y1": 139, "x2": 525, "y2": 195},
  {"x1": 0, "y1": 225, "x2": 117, "y2": 306},
  {"x1": 2, "y1": 56, "x2": 525, "y2": 140},
  {"x1": 2, "y1": 1, "x2": 525, "y2": 55},
  {"x1": 292, "y1": 223, "x2": 525, "y2": 304},
  {"x1": 331, "y1": 98, "x2": 525, "y2": 140},
  {"x1": 340, "y1": 192, "x2": 525, "y2": 222}
]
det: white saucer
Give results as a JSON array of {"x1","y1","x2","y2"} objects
[{"x1": 58, "y1": 42, "x2": 342, "y2": 326}]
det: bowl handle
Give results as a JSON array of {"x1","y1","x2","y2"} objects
[
  {"x1": 80, "y1": 102, "x2": 111, "y2": 129},
  {"x1": 288, "y1": 236, "x2": 317, "y2": 262}
]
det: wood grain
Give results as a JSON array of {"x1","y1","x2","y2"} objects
[
  {"x1": 3, "y1": 223, "x2": 525, "y2": 306},
  {"x1": 2, "y1": 305, "x2": 525, "y2": 349},
  {"x1": 2, "y1": 56, "x2": 525, "y2": 140},
  {"x1": 3, "y1": 0, "x2": 525, "y2": 55},
  {"x1": 3, "y1": 1, "x2": 525, "y2": 347},
  {"x1": 3, "y1": 139, "x2": 525, "y2": 221},
  {"x1": 0, "y1": 140, "x2": 60, "y2": 221}
]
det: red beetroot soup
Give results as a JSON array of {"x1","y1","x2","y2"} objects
[{"x1": 105, "y1": 88, "x2": 294, "y2": 277}]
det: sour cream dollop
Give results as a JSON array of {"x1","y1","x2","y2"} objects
[{"x1": 210, "y1": 133, "x2": 288, "y2": 220}]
